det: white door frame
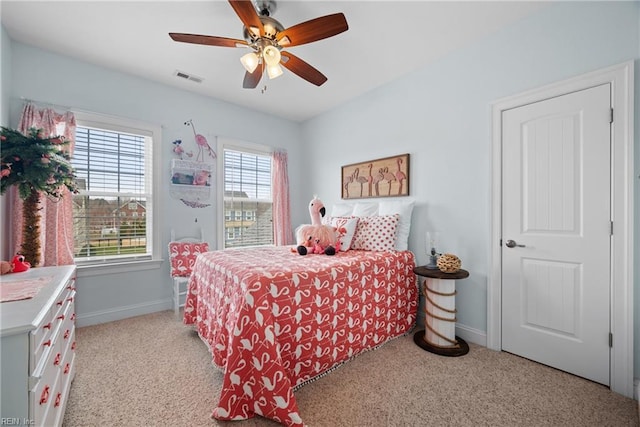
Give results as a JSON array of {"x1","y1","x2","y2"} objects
[{"x1": 488, "y1": 61, "x2": 634, "y2": 398}]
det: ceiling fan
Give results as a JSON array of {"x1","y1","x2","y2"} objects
[{"x1": 169, "y1": 0, "x2": 349, "y2": 89}]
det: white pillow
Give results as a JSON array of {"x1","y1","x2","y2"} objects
[
  {"x1": 352, "y1": 202, "x2": 379, "y2": 217},
  {"x1": 331, "y1": 203, "x2": 354, "y2": 217},
  {"x1": 378, "y1": 199, "x2": 415, "y2": 251},
  {"x1": 326, "y1": 217, "x2": 359, "y2": 251},
  {"x1": 351, "y1": 214, "x2": 399, "y2": 252}
]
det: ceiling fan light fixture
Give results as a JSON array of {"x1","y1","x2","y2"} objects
[
  {"x1": 262, "y1": 45, "x2": 281, "y2": 66},
  {"x1": 266, "y1": 63, "x2": 283, "y2": 79},
  {"x1": 169, "y1": 1, "x2": 349, "y2": 88},
  {"x1": 240, "y1": 51, "x2": 260, "y2": 73}
]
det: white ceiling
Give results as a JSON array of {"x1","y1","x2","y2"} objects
[{"x1": 1, "y1": 1, "x2": 549, "y2": 122}]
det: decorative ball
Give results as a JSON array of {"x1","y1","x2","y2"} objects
[{"x1": 437, "y1": 253, "x2": 461, "y2": 273}]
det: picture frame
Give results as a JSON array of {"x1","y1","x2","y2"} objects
[{"x1": 341, "y1": 153, "x2": 410, "y2": 199}]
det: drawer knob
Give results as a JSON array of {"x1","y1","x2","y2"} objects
[
  {"x1": 54, "y1": 353, "x2": 62, "y2": 366},
  {"x1": 67, "y1": 297, "x2": 74, "y2": 303},
  {"x1": 39, "y1": 386, "x2": 50, "y2": 405},
  {"x1": 56, "y1": 300, "x2": 63, "y2": 306},
  {"x1": 64, "y1": 363, "x2": 70, "y2": 374},
  {"x1": 57, "y1": 314, "x2": 65, "y2": 321},
  {"x1": 43, "y1": 339, "x2": 52, "y2": 347},
  {"x1": 43, "y1": 322, "x2": 52, "y2": 330},
  {"x1": 71, "y1": 341, "x2": 77, "y2": 351},
  {"x1": 54, "y1": 392, "x2": 62, "y2": 407},
  {"x1": 64, "y1": 329, "x2": 70, "y2": 339}
]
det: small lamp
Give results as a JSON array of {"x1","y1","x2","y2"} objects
[{"x1": 425, "y1": 231, "x2": 440, "y2": 269}]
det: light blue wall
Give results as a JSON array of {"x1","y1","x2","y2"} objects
[
  {"x1": 1, "y1": 25, "x2": 12, "y2": 260},
  {"x1": 1, "y1": 25, "x2": 10, "y2": 125},
  {"x1": 635, "y1": 1, "x2": 640, "y2": 389},
  {"x1": 301, "y1": 1, "x2": 639, "y2": 369},
  {"x1": 4, "y1": 41, "x2": 305, "y2": 325}
]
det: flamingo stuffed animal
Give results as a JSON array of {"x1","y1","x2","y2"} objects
[{"x1": 295, "y1": 196, "x2": 337, "y2": 255}]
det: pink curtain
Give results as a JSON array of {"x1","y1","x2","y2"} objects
[
  {"x1": 271, "y1": 149, "x2": 292, "y2": 246},
  {"x1": 11, "y1": 102, "x2": 76, "y2": 266}
]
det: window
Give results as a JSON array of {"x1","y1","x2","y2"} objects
[
  {"x1": 71, "y1": 113, "x2": 159, "y2": 265},
  {"x1": 220, "y1": 142, "x2": 272, "y2": 249}
]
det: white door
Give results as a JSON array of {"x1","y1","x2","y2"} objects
[{"x1": 501, "y1": 84, "x2": 611, "y2": 385}]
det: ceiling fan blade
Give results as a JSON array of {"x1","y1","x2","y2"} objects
[
  {"x1": 229, "y1": 0, "x2": 263, "y2": 37},
  {"x1": 169, "y1": 33, "x2": 247, "y2": 48},
  {"x1": 243, "y1": 62, "x2": 264, "y2": 89},
  {"x1": 280, "y1": 51, "x2": 327, "y2": 86},
  {"x1": 277, "y1": 13, "x2": 348, "y2": 47}
]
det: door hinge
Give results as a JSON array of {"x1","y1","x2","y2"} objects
[
  {"x1": 610, "y1": 108, "x2": 614, "y2": 124},
  {"x1": 609, "y1": 333, "x2": 613, "y2": 348}
]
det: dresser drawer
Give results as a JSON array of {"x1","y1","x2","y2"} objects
[
  {"x1": 30, "y1": 307, "x2": 58, "y2": 374},
  {"x1": 29, "y1": 349, "x2": 61, "y2": 425},
  {"x1": 30, "y1": 287, "x2": 75, "y2": 375},
  {"x1": 61, "y1": 328, "x2": 76, "y2": 382}
]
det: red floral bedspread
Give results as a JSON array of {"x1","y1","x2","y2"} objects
[{"x1": 184, "y1": 246, "x2": 417, "y2": 426}]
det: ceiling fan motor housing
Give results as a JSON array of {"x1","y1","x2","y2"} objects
[{"x1": 243, "y1": 15, "x2": 284, "y2": 44}]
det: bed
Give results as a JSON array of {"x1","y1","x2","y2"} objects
[{"x1": 184, "y1": 245, "x2": 417, "y2": 426}]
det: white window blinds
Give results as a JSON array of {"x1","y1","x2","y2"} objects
[
  {"x1": 72, "y1": 125, "x2": 153, "y2": 262},
  {"x1": 223, "y1": 148, "x2": 272, "y2": 248}
]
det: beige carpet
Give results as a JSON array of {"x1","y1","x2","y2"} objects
[{"x1": 63, "y1": 310, "x2": 638, "y2": 427}]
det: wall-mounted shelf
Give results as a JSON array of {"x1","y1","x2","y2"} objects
[{"x1": 170, "y1": 159, "x2": 213, "y2": 204}]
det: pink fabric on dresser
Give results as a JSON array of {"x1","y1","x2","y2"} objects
[
  {"x1": 0, "y1": 275, "x2": 53, "y2": 302},
  {"x1": 184, "y1": 246, "x2": 417, "y2": 426}
]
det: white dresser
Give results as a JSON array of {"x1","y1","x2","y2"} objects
[{"x1": 1, "y1": 265, "x2": 77, "y2": 427}]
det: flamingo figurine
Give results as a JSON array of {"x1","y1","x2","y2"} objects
[{"x1": 184, "y1": 119, "x2": 216, "y2": 161}]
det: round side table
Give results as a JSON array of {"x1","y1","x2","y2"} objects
[{"x1": 413, "y1": 266, "x2": 470, "y2": 357}]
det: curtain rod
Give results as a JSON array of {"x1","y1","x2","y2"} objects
[{"x1": 17, "y1": 96, "x2": 73, "y2": 112}]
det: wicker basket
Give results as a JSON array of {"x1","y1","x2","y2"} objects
[{"x1": 437, "y1": 253, "x2": 461, "y2": 273}]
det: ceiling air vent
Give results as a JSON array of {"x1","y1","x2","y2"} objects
[{"x1": 174, "y1": 70, "x2": 203, "y2": 84}]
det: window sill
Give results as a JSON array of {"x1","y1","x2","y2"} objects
[{"x1": 76, "y1": 258, "x2": 164, "y2": 278}]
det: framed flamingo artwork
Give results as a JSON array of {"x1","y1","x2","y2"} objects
[{"x1": 341, "y1": 153, "x2": 410, "y2": 199}]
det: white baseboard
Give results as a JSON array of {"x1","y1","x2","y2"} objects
[
  {"x1": 455, "y1": 323, "x2": 487, "y2": 347},
  {"x1": 76, "y1": 299, "x2": 172, "y2": 327}
]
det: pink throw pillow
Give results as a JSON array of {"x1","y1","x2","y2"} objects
[
  {"x1": 351, "y1": 214, "x2": 399, "y2": 252},
  {"x1": 326, "y1": 216, "x2": 359, "y2": 251},
  {"x1": 168, "y1": 242, "x2": 209, "y2": 277}
]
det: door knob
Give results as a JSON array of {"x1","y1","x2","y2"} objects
[{"x1": 505, "y1": 239, "x2": 525, "y2": 248}]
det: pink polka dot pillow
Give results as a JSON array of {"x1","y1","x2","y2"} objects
[
  {"x1": 168, "y1": 242, "x2": 209, "y2": 277},
  {"x1": 351, "y1": 214, "x2": 399, "y2": 252}
]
